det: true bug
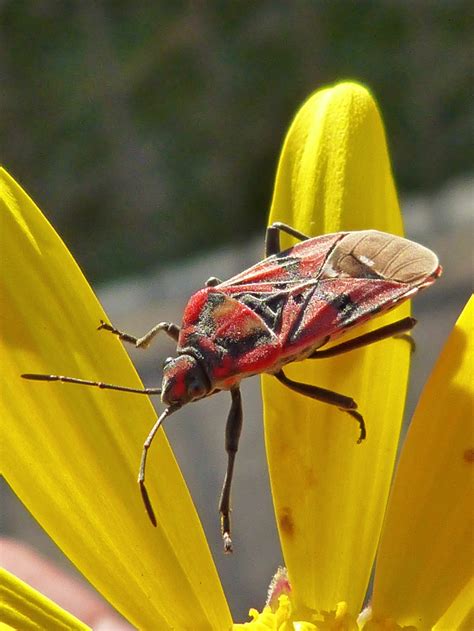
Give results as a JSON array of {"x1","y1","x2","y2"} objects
[{"x1": 23, "y1": 223, "x2": 441, "y2": 553}]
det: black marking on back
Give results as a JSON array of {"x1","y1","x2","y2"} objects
[
  {"x1": 329, "y1": 292, "x2": 359, "y2": 321},
  {"x1": 288, "y1": 285, "x2": 319, "y2": 343},
  {"x1": 235, "y1": 292, "x2": 287, "y2": 333},
  {"x1": 216, "y1": 328, "x2": 273, "y2": 359}
]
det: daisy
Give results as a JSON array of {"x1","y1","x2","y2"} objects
[{"x1": 1, "y1": 82, "x2": 471, "y2": 630}]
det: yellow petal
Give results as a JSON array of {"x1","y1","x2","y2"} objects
[
  {"x1": 0, "y1": 169, "x2": 231, "y2": 630},
  {"x1": 433, "y1": 578, "x2": 474, "y2": 631},
  {"x1": 262, "y1": 83, "x2": 411, "y2": 613},
  {"x1": 0, "y1": 569, "x2": 90, "y2": 631},
  {"x1": 371, "y1": 297, "x2": 474, "y2": 628}
]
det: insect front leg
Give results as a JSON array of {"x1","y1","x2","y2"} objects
[
  {"x1": 309, "y1": 316, "x2": 417, "y2": 359},
  {"x1": 219, "y1": 387, "x2": 243, "y2": 554},
  {"x1": 265, "y1": 222, "x2": 311, "y2": 256},
  {"x1": 98, "y1": 320, "x2": 180, "y2": 348},
  {"x1": 274, "y1": 369, "x2": 366, "y2": 443}
]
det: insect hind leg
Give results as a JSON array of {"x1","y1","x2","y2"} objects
[
  {"x1": 309, "y1": 317, "x2": 417, "y2": 359},
  {"x1": 274, "y1": 369, "x2": 366, "y2": 442},
  {"x1": 265, "y1": 222, "x2": 311, "y2": 256}
]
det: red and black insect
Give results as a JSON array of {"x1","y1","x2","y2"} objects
[{"x1": 23, "y1": 223, "x2": 441, "y2": 553}]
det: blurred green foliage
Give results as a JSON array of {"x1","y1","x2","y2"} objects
[{"x1": 2, "y1": 2, "x2": 472, "y2": 282}]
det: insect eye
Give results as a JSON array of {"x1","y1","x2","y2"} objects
[
  {"x1": 187, "y1": 376, "x2": 207, "y2": 399},
  {"x1": 194, "y1": 383, "x2": 204, "y2": 394},
  {"x1": 163, "y1": 356, "x2": 174, "y2": 368}
]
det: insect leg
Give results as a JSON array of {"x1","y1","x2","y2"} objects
[
  {"x1": 309, "y1": 316, "x2": 417, "y2": 359},
  {"x1": 138, "y1": 404, "x2": 181, "y2": 526},
  {"x1": 274, "y1": 369, "x2": 366, "y2": 442},
  {"x1": 219, "y1": 387, "x2": 243, "y2": 554},
  {"x1": 98, "y1": 320, "x2": 180, "y2": 348},
  {"x1": 265, "y1": 222, "x2": 311, "y2": 256}
]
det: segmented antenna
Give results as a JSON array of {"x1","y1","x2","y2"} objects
[
  {"x1": 22, "y1": 373, "x2": 161, "y2": 395},
  {"x1": 138, "y1": 404, "x2": 181, "y2": 526},
  {"x1": 22, "y1": 372, "x2": 183, "y2": 529}
]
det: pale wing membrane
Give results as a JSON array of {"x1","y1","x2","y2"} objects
[
  {"x1": 320, "y1": 230, "x2": 440, "y2": 285},
  {"x1": 283, "y1": 231, "x2": 440, "y2": 347}
]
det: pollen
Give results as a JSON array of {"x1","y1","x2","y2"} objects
[{"x1": 233, "y1": 597, "x2": 360, "y2": 630}]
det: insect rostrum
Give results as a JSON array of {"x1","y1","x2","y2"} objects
[{"x1": 23, "y1": 222, "x2": 441, "y2": 554}]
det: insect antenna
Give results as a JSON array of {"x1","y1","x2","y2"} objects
[
  {"x1": 21, "y1": 373, "x2": 162, "y2": 396},
  {"x1": 22, "y1": 372, "x2": 182, "y2": 527},
  {"x1": 138, "y1": 403, "x2": 181, "y2": 526}
]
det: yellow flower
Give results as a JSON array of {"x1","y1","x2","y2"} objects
[{"x1": 1, "y1": 82, "x2": 471, "y2": 630}]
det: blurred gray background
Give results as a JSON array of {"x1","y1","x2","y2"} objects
[{"x1": 1, "y1": 2, "x2": 472, "y2": 626}]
